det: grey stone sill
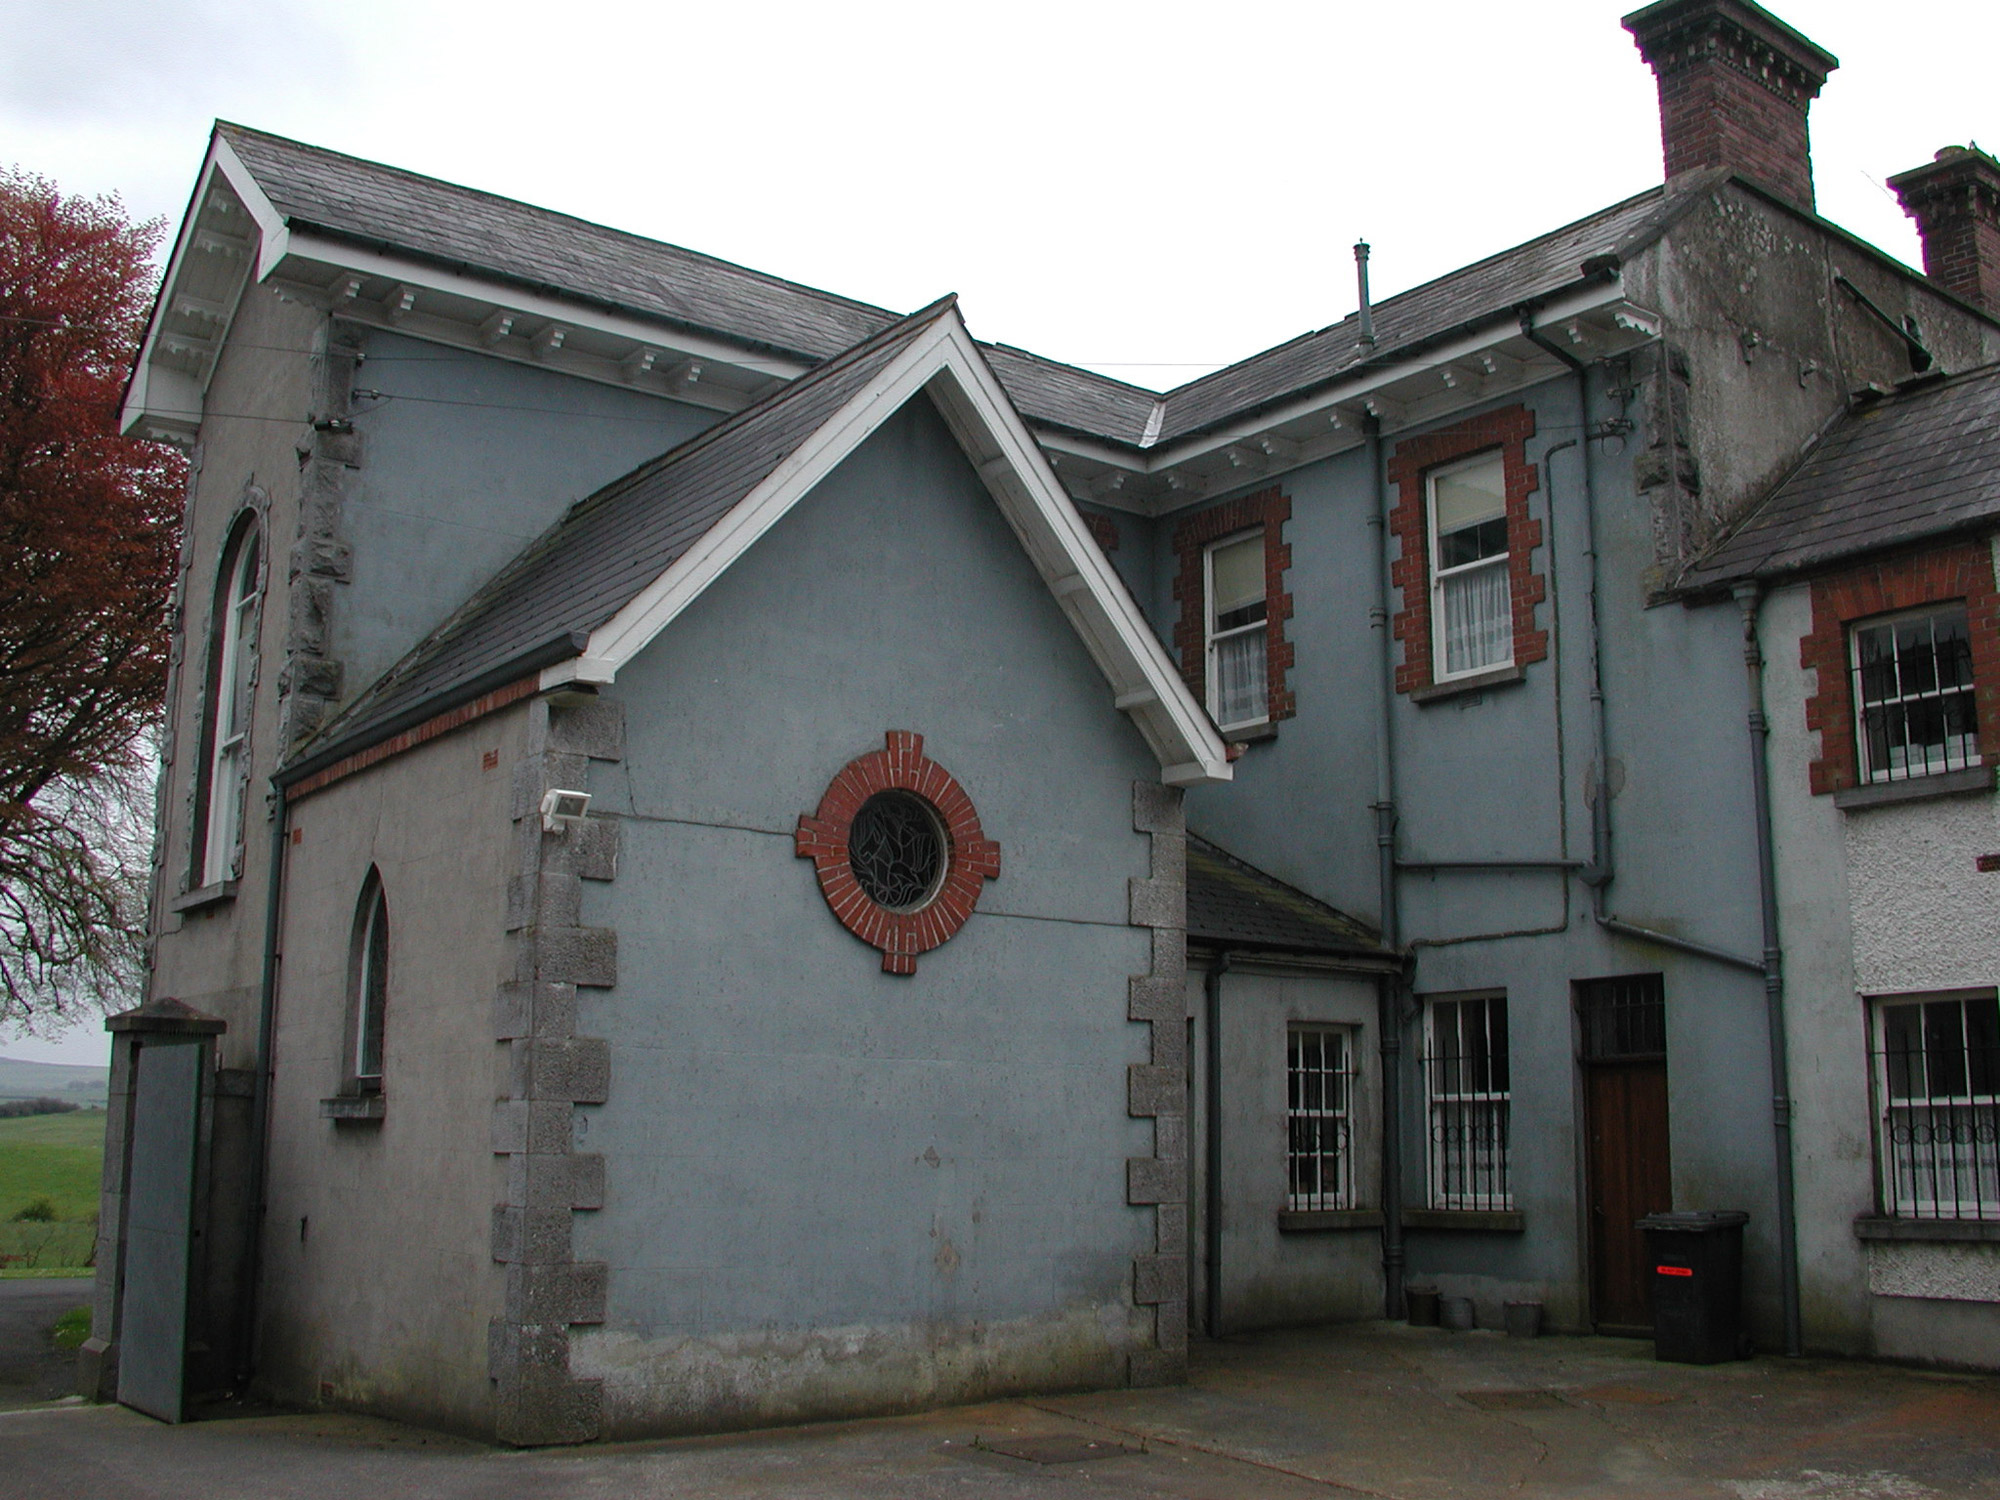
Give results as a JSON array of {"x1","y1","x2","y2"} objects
[
  {"x1": 1278, "y1": 1208, "x2": 1384, "y2": 1233},
  {"x1": 169, "y1": 881, "x2": 238, "y2": 914},
  {"x1": 1409, "y1": 664, "x2": 1526, "y2": 706},
  {"x1": 1223, "y1": 720, "x2": 1278, "y2": 747},
  {"x1": 1834, "y1": 765, "x2": 1993, "y2": 811},
  {"x1": 1854, "y1": 1215, "x2": 2000, "y2": 1244},
  {"x1": 320, "y1": 1094, "x2": 386, "y2": 1123},
  {"x1": 1401, "y1": 1208, "x2": 1525, "y2": 1233}
]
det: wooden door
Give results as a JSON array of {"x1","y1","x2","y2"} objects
[
  {"x1": 1577, "y1": 975, "x2": 1671, "y2": 1336},
  {"x1": 1584, "y1": 1060, "x2": 1671, "y2": 1332}
]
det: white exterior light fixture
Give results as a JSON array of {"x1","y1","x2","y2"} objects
[{"x1": 539, "y1": 788, "x2": 591, "y2": 833}]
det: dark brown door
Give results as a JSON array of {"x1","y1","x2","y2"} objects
[{"x1": 1578, "y1": 976, "x2": 1672, "y2": 1336}]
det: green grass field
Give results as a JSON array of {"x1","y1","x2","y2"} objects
[{"x1": 0, "y1": 1110, "x2": 103, "y2": 1271}]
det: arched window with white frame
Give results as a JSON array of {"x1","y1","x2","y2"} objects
[{"x1": 192, "y1": 516, "x2": 261, "y2": 888}]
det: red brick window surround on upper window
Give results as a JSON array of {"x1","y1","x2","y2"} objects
[
  {"x1": 1800, "y1": 539, "x2": 2000, "y2": 796},
  {"x1": 794, "y1": 731, "x2": 1002, "y2": 975},
  {"x1": 1171, "y1": 487, "x2": 1295, "y2": 729},
  {"x1": 1387, "y1": 406, "x2": 1547, "y2": 697}
]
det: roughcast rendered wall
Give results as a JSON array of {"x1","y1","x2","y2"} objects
[{"x1": 571, "y1": 397, "x2": 1166, "y2": 1437}]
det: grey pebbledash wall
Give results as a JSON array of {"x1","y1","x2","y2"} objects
[{"x1": 565, "y1": 396, "x2": 1167, "y2": 1437}]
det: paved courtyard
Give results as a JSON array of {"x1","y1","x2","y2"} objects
[{"x1": 2, "y1": 1319, "x2": 1997, "y2": 1498}]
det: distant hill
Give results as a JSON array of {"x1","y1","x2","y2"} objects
[{"x1": 0, "y1": 1057, "x2": 109, "y2": 1107}]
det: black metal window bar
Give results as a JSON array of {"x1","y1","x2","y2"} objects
[
  {"x1": 1425, "y1": 995, "x2": 1511, "y2": 1211},
  {"x1": 1287, "y1": 1026, "x2": 1354, "y2": 1211},
  {"x1": 1577, "y1": 974, "x2": 1666, "y2": 1062},
  {"x1": 1852, "y1": 606, "x2": 1979, "y2": 784},
  {"x1": 1874, "y1": 994, "x2": 1999, "y2": 1221}
]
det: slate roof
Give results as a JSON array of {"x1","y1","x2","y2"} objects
[
  {"x1": 214, "y1": 124, "x2": 1703, "y2": 453},
  {"x1": 1186, "y1": 836, "x2": 1390, "y2": 959},
  {"x1": 1681, "y1": 361, "x2": 2000, "y2": 588},
  {"x1": 289, "y1": 299, "x2": 958, "y2": 778},
  {"x1": 219, "y1": 123, "x2": 896, "y2": 363}
]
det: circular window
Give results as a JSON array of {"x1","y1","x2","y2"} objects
[
  {"x1": 848, "y1": 791, "x2": 946, "y2": 911},
  {"x1": 794, "y1": 731, "x2": 1002, "y2": 975}
]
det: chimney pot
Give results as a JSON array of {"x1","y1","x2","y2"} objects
[
  {"x1": 1889, "y1": 145, "x2": 2000, "y2": 318},
  {"x1": 1622, "y1": 0, "x2": 1837, "y2": 211}
]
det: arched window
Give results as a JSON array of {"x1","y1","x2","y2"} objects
[
  {"x1": 193, "y1": 517, "x2": 261, "y2": 887},
  {"x1": 351, "y1": 874, "x2": 389, "y2": 1091}
]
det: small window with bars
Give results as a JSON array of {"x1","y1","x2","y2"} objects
[
  {"x1": 1873, "y1": 992, "x2": 1998, "y2": 1221},
  {"x1": 1424, "y1": 993, "x2": 1511, "y2": 1211},
  {"x1": 1851, "y1": 605, "x2": 1979, "y2": 784},
  {"x1": 1577, "y1": 974, "x2": 1666, "y2": 1062},
  {"x1": 1205, "y1": 530, "x2": 1269, "y2": 729},
  {"x1": 1287, "y1": 1026, "x2": 1355, "y2": 1211}
]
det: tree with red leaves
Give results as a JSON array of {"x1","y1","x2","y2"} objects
[{"x1": 0, "y1": 169, "x2": 183, "y2": 1027}]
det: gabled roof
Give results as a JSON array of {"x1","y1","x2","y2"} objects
[
  {"x1": 1187, "y1": 836, "x2": 1391, "y2": 961},
  {"x1": 1681, "y1": 361, "x2": 2000, "y2": 587},
  {"x1": 287, "y1": 299, "x2": 1233, "y2": 789},
  {"x1": 217, "y1": 123, "x2": 897, "y2": 365}
]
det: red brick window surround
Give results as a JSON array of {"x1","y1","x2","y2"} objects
[
  {"x1": 1800, "y1": 539, "x2": 2000, "y2": 796},
  {"x1": 794, "y1": 731, "x2": 1001, "y2": 974},
  {"x1": 1386, "y1": 407, "x2": 1547, "y2": 696},
  {"x1": 1171, "y1": 487, "x2": 1295, "y2": 728}
]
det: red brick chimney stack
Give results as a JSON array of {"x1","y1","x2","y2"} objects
[
  {"x1": 1889, "y1": 146, "x2": 2000, "y2": 318},
  {"x1": 1622, "y1": 0, "x2": 1838, "y2": 212}
]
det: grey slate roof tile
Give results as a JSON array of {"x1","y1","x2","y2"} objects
[
  {"x1": 1187, "y1": 835, "x2": 1388, "y2": 958},
  {"x1": 220, "y1": 123, "x2": 897, "y2": 362},
  {"x1": 1682, "y1": 361, "x2": 2000, "y2": 586},
  {"x1": 293, "y1": 299, "x2": 959, "y2": 771},
  {"x1": 215, "y1": 124, "x2": 1695, "y2": 453}
]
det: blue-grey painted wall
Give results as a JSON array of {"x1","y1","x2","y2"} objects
[
  {"x1": 1134, "y1": 368, "x2": 1784, "y2": 1337},
  {"x1": 570, "y1": 396, "x2": 1164, "y2": 1433},
  {"x1": 338, "y1": 329, "x2": 719, "y2": 696}
]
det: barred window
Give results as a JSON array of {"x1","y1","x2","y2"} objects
[
  {"x1": 1874, "y1": 992, "x2": 1998, "y2": 1221},
  {"x1": 1287, "y1": 1026, "x2": 1355, "y2": 1211},
  {"x1": 1852, "y1": 605, "x2": 1979, "y2": 783},
  {"x1": 1205, "y1": 530, "x2": 1268, "y2": 729},
  {"x1": 1428, "y1": 451, "x2": 1511, "y2": 681},
  {"x1": 1425, "y1": 994, "x2": 1511, "y2": 1211}
]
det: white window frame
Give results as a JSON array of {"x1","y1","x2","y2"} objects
[
  {"x1": 1426, "y1": 450, "x2": 1513, "y2": 683},
  {"x1": 198, "y1": 523, "x2": 261, "y2": 888},
  {"x1": 352, "y1": 879, "x2": 389, "y2": 1091},
  {"x1": 1287, "y1": 1025, "x2": 1356, "y2": 1211},
  {"x1": 1849, "y1": 603, "x2": 1980, "y2": 785},
  {"x1": 1424, "y1": 992, "x2": 1513, "y2": 1211},
  {"x1": 1872, "y1": 990, "x2": 1998, "y2": 1221},
  {"x1": 1204, "y1": 528, "x2": 1269, "y2": 731}
]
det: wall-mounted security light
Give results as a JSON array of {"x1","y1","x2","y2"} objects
[{"x1": 539, "y1": 788, "x2": 591, "y2": 833}]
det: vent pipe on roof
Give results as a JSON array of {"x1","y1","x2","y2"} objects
[{"x1": 1354, "y1": 241, "x2": 1375, "y2": 349}]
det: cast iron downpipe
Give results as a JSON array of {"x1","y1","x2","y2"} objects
[
  {"x1": 1733, "y1": 583, "x2": 1804, "y2": 1358},
  {"x1": 238, "y1": 782, "x2": 290, "y2": 1386},
  {"x1": 1204, "y1": 951, "x2": 1230, "y2": 1338},
  {"x1": 1365, "y1": 414, "x2": 1405, "y2": 1318}
]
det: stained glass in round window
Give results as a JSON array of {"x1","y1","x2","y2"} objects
[{"x1": 847, "y1": 791, "x2": 946, "y2": 911}]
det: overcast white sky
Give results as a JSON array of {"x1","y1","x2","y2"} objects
[{"x1": 1, "y1": 0, "x2": 1994, "y2": 1067}]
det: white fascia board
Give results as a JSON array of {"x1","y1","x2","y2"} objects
[
  {"x1": 271, "y1": 231, "x2": 813, "y2": 383},
  {"x1": 542, "y1": 309, "x2": 1231, "y2": 784},
  {"x1": 120, "y1": 141, "x2": 278, "y2": 439},
  {"x1": 1032, "y1": 280, "x2": 1646, "y2": 491}
]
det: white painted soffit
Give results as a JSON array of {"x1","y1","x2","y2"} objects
[
  {"x1": 1040, "y1": 279, "x2": 1661, "y2": 502},
  {"x1": 121, "y1": 136, "x2": 816, "y2": 439},
  {"x1": 542, "y1": 309, "x2": 1232, "y2": 786}
]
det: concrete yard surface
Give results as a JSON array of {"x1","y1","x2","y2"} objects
[{"x1": 2, "y1": 1322, "x2": 1996, "y2": 1499}]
